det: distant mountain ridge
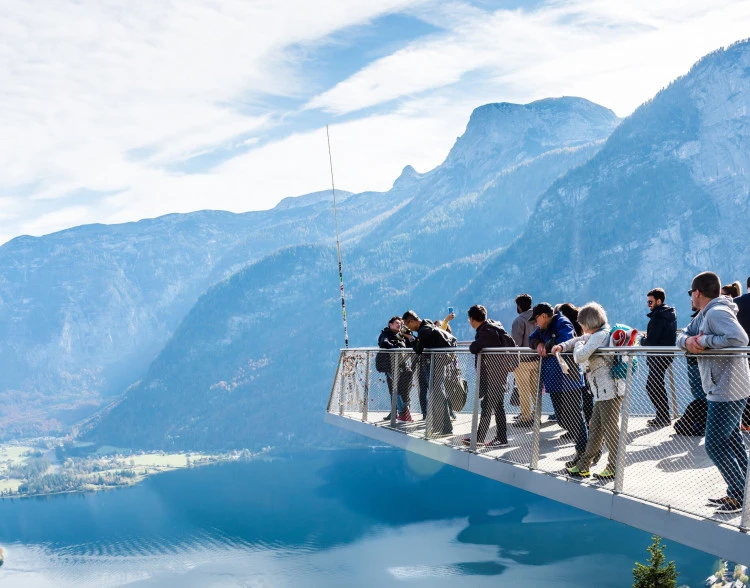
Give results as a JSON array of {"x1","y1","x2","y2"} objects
[
  {"x1": 84, "y1": 41, "x2": 750, "y2": 451},
  {"x1": 74, "y1": 97, "x2": 620, "y2": 449}
]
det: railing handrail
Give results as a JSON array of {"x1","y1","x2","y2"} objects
[{"x1": 341, "y1": 346, "x2": 750, "y2": 354}]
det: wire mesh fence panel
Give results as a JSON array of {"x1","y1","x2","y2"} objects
[
  {"x1": 337, "y1": 350, "x2": 371, "y2": 420},
  {"x1": 364, "y1": 350, "x2": 395, "y2": 425},
  {"x1": 425, "y1": 350, "x2": 476, "y2": 446},
  {"x1": 327, "y1": 346, "x2": 750, "y2": 529},
  {"x1": 470, "y1": 351, "x2": 538, "y2": 466},
  {"x1": 619, "y1": 351, "x2": 750, "y2": 528},
  {"x1": 531, "y1": 352, "x2": 592, "y2": 474}
]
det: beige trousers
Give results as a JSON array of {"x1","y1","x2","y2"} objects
[
  {"x1": 514, "y1": 361, "x2": 539, "y2": 421},
  {"x1": 576, "y1": 396, "x2": 623, "y2": 472}
]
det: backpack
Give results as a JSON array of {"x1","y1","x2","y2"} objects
[
  {"x1": 415, "y1": 322, "x2": 457, "y2": 353},
  {"x1": 674, "y1": 398, "x2": 707, "y2": 436},
  {"x1": 609, "y1": 324, "x2": 639, "y2": 380},
  {"x1": 375, "y1": 352, "x2": 391, "y2": 373},
  {"x1": 497, "y1": 328, "x2": 520, "y2": 372}
]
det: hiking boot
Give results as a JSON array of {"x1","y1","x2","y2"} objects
[
  {"x1": 485, "y1": 437, "x2": 509, "y2": 448},
  {"x1": 714, "y1": 498, "x2": 742, "y2": 514},
  {"x1": 397, "y1": 409, "x2": 413, "y2": 422},
  {"x1": 566, "y1": 466, "x2": 590, "y2": 478},
  {"x1": 647, "y1": 418, "x2": 670, "y2": 428},
  {"x1": 593, "y1": 468, "x2": 615, "y2": 480}
]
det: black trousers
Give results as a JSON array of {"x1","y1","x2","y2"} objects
[
  {"x1": 415, "y1": 356, "x2": 429, "y2": 418},
  {"x1": 477, "y1": 381, "x2": 507, "y2": 443},
  {"x1": 646, "y1": 356, "x2": 671, "y2": 422}
]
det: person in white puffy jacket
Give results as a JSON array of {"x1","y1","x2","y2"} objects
[{"x1": 552, "y1": 302, "x2": 623, "y2": 480}]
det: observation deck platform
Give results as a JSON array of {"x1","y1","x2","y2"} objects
[{"x1": 325, "y1": 347, "x2": 750, "y2": 562}]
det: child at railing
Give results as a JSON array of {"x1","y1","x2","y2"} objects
[{"x1": 552, "y1": 302, "x2": 624, "y2": 480}]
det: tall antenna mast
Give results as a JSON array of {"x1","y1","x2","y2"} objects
[{"x1": 326, "y1": 125, "x2": 349, "y2": 349}]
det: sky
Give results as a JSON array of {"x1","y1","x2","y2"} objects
[{"x1": 1, "y1": 0, "x2": 750, "y2": 244}]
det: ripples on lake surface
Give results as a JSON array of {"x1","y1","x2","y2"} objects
[{"x1": 0, "y1": 448, "x2": 717, "y2": 587}]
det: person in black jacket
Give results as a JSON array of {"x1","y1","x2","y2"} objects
[
  {"x1": 465, "y1": 305, "x2": 515, "y2": 447},
  {"x1": 402, "y1": 310, "x2": 455, "y2": 434},
  {"x1": 735, "y1": 277, "x2": 750, "y2": 429},
  {"x1": 641, "y1": 287, "x2": 677, "y2": 427},
  {"x1": 377, "y1": 316, "x2": 414, "y2": 422}
]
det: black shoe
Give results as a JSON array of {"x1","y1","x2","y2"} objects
[
  {"x1": 382, "y1": 413, "x2": 392, "y2": 421},
  {"x1": 647, "y1": 418, "x2": 670, "y2": 428}
]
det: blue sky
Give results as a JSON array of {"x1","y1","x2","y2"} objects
[{"x1": 1, "y1": 0, "x2": 750, "y2": 244}]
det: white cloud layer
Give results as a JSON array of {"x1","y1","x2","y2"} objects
[{"x1": 1, "y1": 0, "x2": 750, "y2": 244}]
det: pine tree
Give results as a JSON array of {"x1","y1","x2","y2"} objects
[{"x1": 632, "y1": 535, "x2": 679, "y2": 588}]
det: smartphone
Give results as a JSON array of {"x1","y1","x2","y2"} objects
[{"x1": 448, "y1": 306, "x2": 454, "y2": 314}]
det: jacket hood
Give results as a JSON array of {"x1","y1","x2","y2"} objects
[
  {"x1": 647, "y1": 304, "x2": 676, "y2": 320},
  {"x1": 702, "y1": 295, "x2": 739, "y2": 316}
]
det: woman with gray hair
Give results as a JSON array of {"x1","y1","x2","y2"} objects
[{"x1": 552, "y1": 302, "x2": 624, "y2": 480}]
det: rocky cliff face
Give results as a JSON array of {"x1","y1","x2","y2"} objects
[{"x1": 463, "y1": 40, "x2": 750, "y2": 330}]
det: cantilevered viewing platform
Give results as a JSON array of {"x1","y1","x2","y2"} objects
[{"x1": 325, "y1": 347, "x2": 750, "y2": 562}]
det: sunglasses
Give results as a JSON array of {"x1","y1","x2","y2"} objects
[{"x1": 688, "y1": 289, "x2": 697, "y2": 296}]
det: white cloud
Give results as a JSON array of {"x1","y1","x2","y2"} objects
[
  {"x1": 0, "y1": 0, "x2": 427, "y2": 240},
  {"x1": 2, "y1": 0, "x2": 750, "y2": 245},
  {"x1": 308, "y1": 0, "x2": 750, "y2": 117}
]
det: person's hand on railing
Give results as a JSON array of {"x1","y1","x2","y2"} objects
[
  {"x1": 686, "y1": 332, "x2": 706, "y2": 354},
  {"x1": 536, "y1": 342, "x2": 547, "y2": 357},
  {"x1": 550, "y1": 344, "x2": 563, "y2": 355}
]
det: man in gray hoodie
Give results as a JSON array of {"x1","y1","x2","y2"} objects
[
  {"x1": 511, "y1": 293, "x2": 537, "y2": 426},
  {"x1": 676, "y1": 271, "x2": 750, "y2": 514}
]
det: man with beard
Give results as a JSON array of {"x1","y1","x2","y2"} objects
[{"x1": 641, "y1": 288, "x2": 677, "y2": 427}]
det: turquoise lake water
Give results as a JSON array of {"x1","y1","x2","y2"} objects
[{"x1": 0, "y1": 448, "x2": 718, "y2": 586}]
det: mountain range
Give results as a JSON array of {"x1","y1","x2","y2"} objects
[{"x1": 2, "y1": 40, "x2": 749, "y2": 450}]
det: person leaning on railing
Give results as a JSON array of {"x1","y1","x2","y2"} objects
[
  {"x1": 376, "y1": 316, "x2": 414, "y2": 422},
  {"x1": 402, "y1": 310, "x2": 456, "y2": 434},
  {"x1": 677, "y1": 271, "x2": 750, "y2": 515},
  {"x1": 552, "y1": 302, "x2": 621, "y2": 480},
  {"x1": 528, "y1": 303, "x2": 589, "y2": 458}
]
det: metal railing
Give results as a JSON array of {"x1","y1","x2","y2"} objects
[{"x1": 327, "y1": 346, "x2": 750, "y2": 530}]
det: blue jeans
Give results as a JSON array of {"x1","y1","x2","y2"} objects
[
  {"x1": 549, "y1": 389, "x2": 588, "y2": 455},
  {"x1": 705, "y1": 399, "x2": 748, "y2": 501}
]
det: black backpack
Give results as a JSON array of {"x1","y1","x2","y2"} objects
[
  {"x1": 485, "y1": 321, "x2": 520, "y2": 371},
  {"x1": 673, "y1": 398, "x2": 707, "y2": 437}
]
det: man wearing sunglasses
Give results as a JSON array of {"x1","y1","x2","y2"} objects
[
  {"x1": 641, "y1": 287, "x2": 677, "y2": 427},
  {"x1": 677, "y1": 271, "x2": 750, "y2": 514}
]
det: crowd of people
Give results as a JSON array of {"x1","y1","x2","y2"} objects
[{"x1": 375, "y1": 271, "x2": 750, "y2": 515}]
